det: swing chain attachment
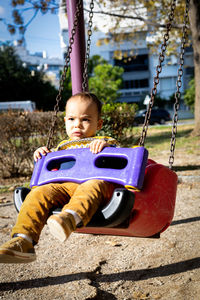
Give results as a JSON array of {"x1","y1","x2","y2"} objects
[
  {"x1": 46, "y1": 0, "x2": 83, "y2": 150},
  {"x1": 169, "y1": 0, "x2": 190, "y2": 169},
  {"x1": 139, "y1": 0, "x2": 176, "y2": 147},
  {"x1": 82, "y1": 0, "x2": 94, "y2": 92}
]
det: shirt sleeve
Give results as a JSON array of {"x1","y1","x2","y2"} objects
[{"x1": 103, "y1": 137, "x2": 119, "y2": 147}]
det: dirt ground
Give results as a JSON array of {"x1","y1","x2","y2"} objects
[{"x1": 0, "y1": 149, "x2": 200, "y2": 300}]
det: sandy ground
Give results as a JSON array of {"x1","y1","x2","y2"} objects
[{"x1": 0, "y1": 150, "x2": 200, "y2": 300}]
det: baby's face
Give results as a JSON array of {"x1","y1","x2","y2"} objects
[{"x1": 64, "y1": 96, "x2": 102, "y2": 140}]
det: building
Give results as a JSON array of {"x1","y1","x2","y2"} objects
[
  {"x1": 14, "y1": 43, "x2": 64, "y2": 89},
  {"x1": 59, "y1": 2, "x2": 194, "y2": 111},
  {"x1": 89, "y1": 31, "x2": 194, "y2": 108}
]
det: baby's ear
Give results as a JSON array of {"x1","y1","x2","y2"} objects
[{"x1": 97, "y1": 119, "x2": 103, "y2": 130}]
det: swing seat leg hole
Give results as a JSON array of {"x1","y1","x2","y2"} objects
[{"x1": 94, "y1": 156, "x2": 128, "y2": 170}]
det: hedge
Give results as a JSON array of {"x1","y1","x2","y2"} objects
[{"x1": 0, "y1": 104, "x2": 137, "y2": 178}]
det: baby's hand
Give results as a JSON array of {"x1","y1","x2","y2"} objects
[
  {"x1": 89, "y1": 139, "x2": 109, "y2": 154},
  {"x1": 33, "y1": 146, "x2": 50, "y2": 162}
]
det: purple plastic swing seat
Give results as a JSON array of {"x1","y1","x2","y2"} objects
[{"x1": 30, "y1": 146, "x2": 148, "y2": 190}]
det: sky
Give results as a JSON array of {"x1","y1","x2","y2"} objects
[{"x1": 0, "y1": 0, "x2": 63, "y2": 58}]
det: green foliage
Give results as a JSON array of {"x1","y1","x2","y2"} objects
[
  {"x1": 0, "y1": 105, "x2": 137, "y2": 178},
  {"x1": 102, "y1": 102, "x2": 137, "y2": 114},
  {"x1": 184, "y1": 78, "x2": 195, "y2": 112},
  {"x1": 59, "y1": 67, "x2": 72, "y2": 111},
  {"x1": 99, "y1": 102, "x2": 137, "y2": 143},
  {"x1": 0, "y1": 111, "x2": 66, "y2": 178},
  {"x1": 57, "y1": 55, "x2": 112, "y2": 110},
  {"x1": 88, "y1": 55, "x2": 107, "y2": 76},
  {"x1": 0, "y1": 44, "x2": 58, "y2": 111},
  {"x1": 89, "y1": 64, "x2": 124, "y2": 104}
]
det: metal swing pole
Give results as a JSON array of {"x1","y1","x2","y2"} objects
[{"x1": 66, "y1": 0, "x2": 87, "y2": 94}]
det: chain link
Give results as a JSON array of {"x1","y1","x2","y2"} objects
[
  {"x1": 139, "y1": 0, "x2": 176, "y2": 147},
  {"x1": 169, "y1": 0, "x2": 190, "y2": 169},
  {"x1": 46, "y1": 0, "x2": 83, "y2": 149},
  {"x1": 82, "y1": 0, "x2": 94, "y2": 92}
]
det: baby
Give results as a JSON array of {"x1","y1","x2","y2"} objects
[{"x1": 0, "y1": 92, "x2": 120, "y2": 264}]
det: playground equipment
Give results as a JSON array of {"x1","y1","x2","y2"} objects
[{"x1": 14, "y1": 0, "x2": 190, "y2": 238}]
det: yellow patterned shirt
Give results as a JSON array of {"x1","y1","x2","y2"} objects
[{"x1": 54, "y1": 136, "x2": 119, "y2": 151}]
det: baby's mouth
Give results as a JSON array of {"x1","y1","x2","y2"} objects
[{"x1": 73, "y1": 131, "x2": 82, "y2": 137}]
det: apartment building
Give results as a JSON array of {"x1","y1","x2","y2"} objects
[
  {"x1": 59, "y1": 2, "x2": 194, "y2": 107},
  {"x1": 14, "y1": 44, "x2": 64, "y2": 89}
]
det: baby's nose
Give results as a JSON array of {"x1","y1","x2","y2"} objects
[{"x1": 74, "y1": 119, "x2": 81, "y2": 127}]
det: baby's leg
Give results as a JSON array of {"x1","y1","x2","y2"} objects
[
  {"x1": 11, "y1": 182, "x2": 78, "y2": 244},
  {"x1": 0, "y1": 182, "x2": 79, "y2": 263},
  {"x1": 61, "y1": 180, "x2": 117, "y2": 226},
  {"x1": 47, "y1": 180, "x2": 117, "y2": 242}
]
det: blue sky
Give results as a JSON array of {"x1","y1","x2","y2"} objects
[{"x1": 0, "y1": 0, "x2": 63, "y2": 58}]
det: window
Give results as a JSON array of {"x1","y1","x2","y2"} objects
[
  {"x1": 114, "y1": 54, "x2": 149, "y2": 72},
  {"x1": 160, "y1": 77, "x2": 176, "y2": 91},
  {"x1": 186, "y1": 67, "x2": 194, "y2": 76},
  {"x1": 122, "y1": 79, "x2": 149, "y2": 89}
]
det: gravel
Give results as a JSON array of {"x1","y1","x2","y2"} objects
[{"x1": 0, "y1": 152, "x2": 200, "y2": 300}]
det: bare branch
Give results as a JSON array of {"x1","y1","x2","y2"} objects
[
  {"x1": 24, "y1": 8, "x2": 39, "y2": 29},
  {"x1": 84, "y1": 8, "x2": 184, "y2": 29}
]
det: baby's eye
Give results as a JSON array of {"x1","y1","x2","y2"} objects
[
  {"x1": 68, "y1": 117, "x2": 74, "y2": 121},
  {"x1": 82, "y1": 118, "x2": 90, "y2": 122}
]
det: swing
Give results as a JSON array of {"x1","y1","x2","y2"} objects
[{"x1": 14, "y1": 0, "x2": 190, "y2": 238}]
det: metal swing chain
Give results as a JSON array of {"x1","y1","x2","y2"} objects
[
  {"x1": 82, "y1": 0, "x2": 94, "y2": 92},
  {"x1": 46, "y1": 0, "x2": 83, "y2": 149},
  {"x1": 169, "y1": 0, "x2": 190, "y2": 169},
  {"x1": 139, "y1": 0, "x2": 177, "y2": 147}
]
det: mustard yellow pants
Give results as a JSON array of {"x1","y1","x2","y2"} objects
[{"x1": 11, "y1": 180, "x2": 118, "y2": 243}]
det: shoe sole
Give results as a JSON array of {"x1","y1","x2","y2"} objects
[
  {"x1": 0, "y1": 249, "x2": 36, "y2": 264},
  {"x1": 47, "y1": 218, "x2": 68, "y2": 242}
]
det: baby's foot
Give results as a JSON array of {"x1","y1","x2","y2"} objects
[
  {"x1": 47, "y1": 212, "x2": 76, "y2": 242},
  {"x1": 0, "y1": 236, "x2": 36, "y2": 264}
]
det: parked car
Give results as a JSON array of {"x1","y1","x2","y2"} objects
[
  {"x1": 0, "y1": 101, "x2": 36, "y2": 112},
  {"x1": 133, "y1": 108, "x2": 171, "y2": 126}
]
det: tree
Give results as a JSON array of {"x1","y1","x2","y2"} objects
[
  {"x1": 89, "y1": 0, "x2": 199, "y2": 134},
  {"x1": 59, "y1": 67, "x2": 72, "y2": 111},
  {"x1": 0, "y1": 44, "x2": 58, "y2": 110},
  {"x1": 188, "y1": 0, "x2": 200, "y2": 135},
  {"x1": 60, "y1": 55, "x2": 110, "y2": 109},
  {"x1": 89, "y1": 64, "x2": 123, "y2": 103},
  {"x1": 88, "y1": 55, "x2": 107, "y2": 76},
  {"x1": 2, "y1": 0, "x2": 200, "y2": 134},
  {"x1": 184, "y1": 78, "x2": 195, "y2": 112}
]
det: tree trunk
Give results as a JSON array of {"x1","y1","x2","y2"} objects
[{"x1": 189, "y1": 0, "x2": 200, "y2": 136}]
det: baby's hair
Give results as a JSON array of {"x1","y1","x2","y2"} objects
[{"x1": 66, "y1": 92, "x2": 103, "y2": 118}]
